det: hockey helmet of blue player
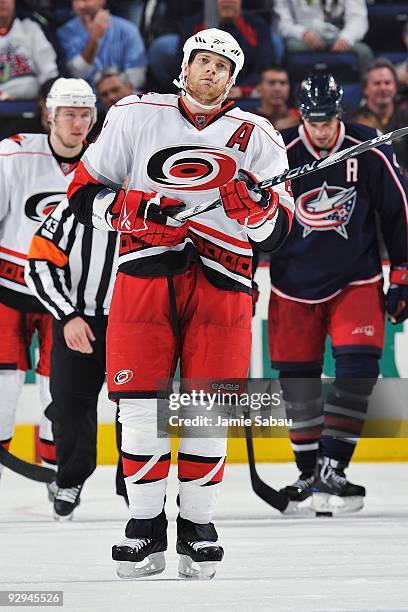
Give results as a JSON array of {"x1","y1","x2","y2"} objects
[{"x1": 297, "y1": 73, "x2": 343, "y2": 122}]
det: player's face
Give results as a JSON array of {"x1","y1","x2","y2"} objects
[
  {"x1": 304, "y1": 117, "x2": 340, "y2": 149},
  {"x1": 218, "y1": 0, "x2": 242, "y2": 20},
  {"x1": 73, "y1": 0, "x2": 105, "y2": 19},
  {"x1": 0, "y1": 0, "x2": 15, "y2": 20},
  {"x1": 258, "y1": 70, "x2": 290, "y2": 106},
  {"x1": 52, "y1": 107, "x2": 93, "y2": 148},
  {"x1": 97, "y1": 75, "x2": 133, "y2": 109},
  {"x1": 185, "y1": 52, "x2": 233, "y2": 106},
  {"x1": 365, "y1": 68, "x2": 397, "y2": 107}
]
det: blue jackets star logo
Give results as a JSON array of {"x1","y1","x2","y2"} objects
[{"x1": 295, "y1": 181, "x2": 356, "y2": 238}]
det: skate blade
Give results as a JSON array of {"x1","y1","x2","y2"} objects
[
  {"x1": 178, "y1": 555, "x2": 219, "y2": 580},
  {"x1": 312, "y1": 492, "x2": 364, "y2": 515},
  {"x1": 53, "y1": 510, "x2": 74, "y2": 522},
  {"x1": 282, "y1": 499, "x2": 315, "y2": 517},
  {"x1": 116, "y1": 552, "x2": 166, "y2": 579}
]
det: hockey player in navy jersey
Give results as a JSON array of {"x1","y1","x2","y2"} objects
[
  {"x1": 268, "y1": 73, "x2": 408, "y2": 515},
  {"x1": 67, "y1": 28, "x2": 294, "y2": 579}
]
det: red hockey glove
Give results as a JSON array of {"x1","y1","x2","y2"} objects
[
  {"x1": 110, "y1": 189, "x2": 188, "y2": 247},
  {"x1": 386, "y1": 264, "x2": 408, "y2": 324},
  {"x1": 219, "y1": 170, "x2": 279, "y2": 226}
]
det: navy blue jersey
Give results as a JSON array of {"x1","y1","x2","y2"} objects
[{"x1": 269, "y1": 122, "x2": 408, "y2": 302}]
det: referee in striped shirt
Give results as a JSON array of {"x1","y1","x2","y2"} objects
[{"x1": 25, "y1": 197, "x2": 124, "y2": 520}]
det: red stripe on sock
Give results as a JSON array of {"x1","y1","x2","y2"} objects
[
  {"x1": 324, "y1": 415, "x2": 363, "y2": 435},
  {"x1": 178, "y1": 458, "x2": 222, "y2": 481},
  {"x1": 39, "y1": 439, "x2": 56, "y2": 462},
  {"x1": 122, "y1": 456, "x2": 170, "y2": 481},
  {"x1": 290, "y1": 426, "x2": 323, "y2": 442}
]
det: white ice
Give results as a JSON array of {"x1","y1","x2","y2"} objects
[{"x1": 1, "y1": 462, "x2": 408, "y2": 612}]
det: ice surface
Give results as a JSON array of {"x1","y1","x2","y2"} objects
[{"x1": 1, "y1": 462, "x2": 408, "y2": 612}]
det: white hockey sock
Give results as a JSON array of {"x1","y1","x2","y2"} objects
[
  {"x1": 119, "y1": 399, "x2": 171, "y2": 519},
  {"x1": 37, "y1": 374, "x2": 55, "y2": 467},
  {"x1": 0, "y1": 369, "x2": 25, "y2": 442},
  {"x1": 0, "y1": 370, "x2": 25, "y2": 475},
  {"x1": 178, "y1": 436, "x2": 227, "y2": 524}
]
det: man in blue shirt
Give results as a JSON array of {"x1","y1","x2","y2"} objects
[{"x1": 58, "y1": 0, "x2": 147, "y2": 90}]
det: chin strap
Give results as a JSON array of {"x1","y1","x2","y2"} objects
[
  {"x1": 173, "y1": 71, "x2": 234, "y2": 110},
  {"x1": 183, "y1": 90, "x2": 221, "y2": 111}
]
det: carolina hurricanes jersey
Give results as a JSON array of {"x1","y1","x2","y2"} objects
[
  {"x1": 72, "y1": 93, "x2": 293, "y2": 293},
  {"x1": 0, "y1": 133, "x2": 81, "y2": 311},
  {"x1": 270, "y1": 122, "x2": 408, "y2": 302}
]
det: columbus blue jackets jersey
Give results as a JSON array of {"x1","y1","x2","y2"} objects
[{"x1": 269, "y1": 122, "x2": 408, "y2": 302}]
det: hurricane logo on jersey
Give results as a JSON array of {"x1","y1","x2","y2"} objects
[
  {"x1": 146, "y1": 145, "x2": 237, "y2": 192},
  {"x1": 25, "y1": 192, "x2": 66, "y2": 222},
  {"x1": 296, "y1": 182, "x2": 356, "y2": 239}
]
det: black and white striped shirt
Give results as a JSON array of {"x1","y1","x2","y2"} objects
[{"x1": 25, "y1": 198, "x2": 118, "y2": 320}]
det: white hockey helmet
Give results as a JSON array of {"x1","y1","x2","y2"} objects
[
  {"x1": 46, "y1": 78, "x2": 97, "y2": 127},
  {"x1": 175, "y1": 28, "x2": 245, "y2": 94}
]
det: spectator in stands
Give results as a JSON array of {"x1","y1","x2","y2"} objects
[
  {"x1": 274, "y1": 0, "x2": 373, "y2": 76},
  {"x1": 0, "y1": 0, "x2": 58, "y2": 100},
  {"x1": 57, "y1": 0, "x2": 147, "y2": 90},
  {"x1": 94, "y1": 67, "x2": 134, "y2": 111},
  {"x1": 352, "y1": 58, "x2": 408, "y2": 173},
  {"x1": 149, "y1": 0, "x2": 276, "y2": 97},
  {"x1": 256, "y1": 66, "x2": 300, "y2": 130},
  {"x1": 396, "y1": 22, "x2": 408, "y2": 90}
]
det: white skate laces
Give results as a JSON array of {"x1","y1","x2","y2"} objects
[
  {"x1": 122, "y1": 538, "x2": 151, "y2": 551},
  {"x1": 113, "y1": 538, "x2": 166, "y2": 580},
  {"x1": 55, "y1": 485, "x2": 81, "y2": 503},
  {"x1": 189, "y1": 541, "x2": 216, "y2": 551}
]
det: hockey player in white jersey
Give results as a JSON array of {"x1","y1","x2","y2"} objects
[
  {"x1": 68, "y1": 29, "x2": 294, "y2": 579},
  {"x1": 0, "y1": 78, "x2": 96, "y2": 494}
]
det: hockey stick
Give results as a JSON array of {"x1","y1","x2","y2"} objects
[
  {"x1": 172, "y1": 125, "x2": 408, "y2": 222},
  {"x1": 0, "y1": 446, "x2": 56, "y2": 483},
  {"x1": 244, "y1": 422, "x2": 289, "y2": 512}
]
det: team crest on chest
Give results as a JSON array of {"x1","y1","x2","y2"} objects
[
  {"x1": 296, "y1": 181, "x2": 356, "y2": 239},
  {"x1": 25, "y1": 192, "x2": 66, "y2": 222},
  {"x1": 146, "y1": 145, "x2": 238, "y2": 192}
]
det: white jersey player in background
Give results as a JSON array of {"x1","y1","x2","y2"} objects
[
  {"x1": 0, "y1": 78, "x2": 96, "y2": 495},
  {"x1": 68, "y1": 29, "x2": 294, "y2": 580}
]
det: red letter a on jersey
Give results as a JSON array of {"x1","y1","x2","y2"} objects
[{"x1": 226, "y1": 122, "x2": 255, "y2": 153}]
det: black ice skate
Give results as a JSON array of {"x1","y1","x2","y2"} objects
[
  {"x1": 177, "y1": 539, "x2": 224, "y2": 580},
  {"x1": 176, "y1": 516, "x2": 223, "y2": 580},
  {"x1": 112, "y1": 538, "x2": 167, "y2": 579},
  {"x1": 53, "y1": 484, "x2": 82, "y2": 521},
  {"x1": 280, "y1": 472, "x2": 315, "y2": 515},
  {"x1": 312, "y1": 456, "x2": 366, "y2": 515},
  {"x1": 112, "y1": 513, "x2": 168, "y2": 579}
]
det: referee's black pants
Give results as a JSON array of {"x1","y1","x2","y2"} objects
[{"x1": 47, "y1": 315, "x2": 126, "y2": 498}]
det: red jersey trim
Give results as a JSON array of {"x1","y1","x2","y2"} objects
[
  {"x1": 115, "y1": 99, "x2": 178, "y2": 109},
  {"x1": 67, "y1": 160, "x2": 101, "y2": 199},
  {"x1": 0, "y1": 246, "x2": 27, "y2": 260},
  {"x1": 0, "y1": 151, "x2": 53, "y2": 158},
  {"x1": 189, "y1": 220, "x2": 252, "y2": 249},
  {"x1": 178, "y1": 97, "x2": 235, "y2": 131}
]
